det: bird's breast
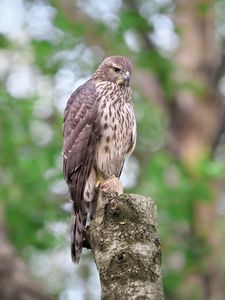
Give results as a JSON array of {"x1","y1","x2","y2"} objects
[{"x1": 95, "y1": 85, "x2": 136, "y2": 178}]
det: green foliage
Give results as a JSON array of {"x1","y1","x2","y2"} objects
[
  {"x1": 136, "y1": 151, "x2": 218, "y2": 223},
  {"x1": 0, "y1": 93, "x2": 63, "y2": 251},
  {"x1": 178, "y1": 79, "x2": 206, "y2": 96},
  {"x1": 119, "y1": 10, "x2": 152, "y2": 32},
  {"x1": 197, "y1": 2, "x2": 211, "y2": 15},
  {"x1": 134, "y1": 95, "x2": 167, "y2": 155},
  {"x1": 53, "y1": 5, "x2": 85, "y2": 36},
  {"x1": 0, "y1": 34, "x2": 10, "y2": 48},
  {"x1": 196, "y1": 156, "x2": 225, "y2": 179},
  {"x1": 31, "y1": 40, "x2": 58, "y2": 74}
]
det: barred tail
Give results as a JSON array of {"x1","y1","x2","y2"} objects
[{"x1": 71, "y1": 212, "x2": 87, "y2": 263}]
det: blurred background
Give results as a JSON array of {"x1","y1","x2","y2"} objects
[{"x1": 0, "y1": 0, "x2": 225, "y2": 299}]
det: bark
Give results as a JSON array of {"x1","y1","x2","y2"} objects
[
  {"x1": 90, "y1": 190, "x2": 164, "y2": 300},
  {"x1": 0, "y1": 207, "x2": 54, "y2": 300}
]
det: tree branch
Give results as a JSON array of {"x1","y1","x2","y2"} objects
[{"x1": 89, "y1": 190, "x2": 164, "y2": 300}]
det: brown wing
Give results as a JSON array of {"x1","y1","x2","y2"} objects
[{"x1": 63, "y1": 80, "x2": 100, "y2": 213}]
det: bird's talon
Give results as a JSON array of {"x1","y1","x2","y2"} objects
[
  {"x1": 100, "y1": 177, "x2": 123, "y2": 194},
  {"x1": 95, "y1": 181, "x2": 101, "y2": 190}
]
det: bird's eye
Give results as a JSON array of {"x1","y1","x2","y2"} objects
[{"x1": 113, "y1": 67, "x2": 120, "y2": 73}]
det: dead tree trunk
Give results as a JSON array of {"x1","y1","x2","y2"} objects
[{"x1": 90, "y1": 190, "x2": 164, "y2": 300}]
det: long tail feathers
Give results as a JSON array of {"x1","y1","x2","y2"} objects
[{"x1": 71, "y1": 212, "x2": 87, "y2": 263}]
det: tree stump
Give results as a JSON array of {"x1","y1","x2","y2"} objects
[{"x1": 89, "y1": 187, "x2": 164, "y2": 300}]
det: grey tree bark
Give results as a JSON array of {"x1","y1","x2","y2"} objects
[{"x1": 89, "y1": 188, "x2": 164, "y2": 300}]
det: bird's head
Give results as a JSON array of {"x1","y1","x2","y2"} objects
[{"x1": 94, "y1": 56, "x2": 132, "y2": 87}]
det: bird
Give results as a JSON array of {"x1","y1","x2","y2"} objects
[{"x1": 62, "y1": 55, "x2": 136, "y2": 263}]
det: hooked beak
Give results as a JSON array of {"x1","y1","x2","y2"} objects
[
  {"x1": 123, "y1": 71, "x2": 131, "y2": 81},
  {"x1": 122, "y1": 71, "x2": 131, "y2": 86},
  {"x1": 116, "y1": 71, "x2": 131, "y2": 86}
]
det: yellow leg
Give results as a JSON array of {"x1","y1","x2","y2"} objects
[
  {"x1": 95, "y1": 169, "x2": 123, "y2": 194},
  {"x1": 95, "y1": 170, "x2": 105, "y2": 188}
]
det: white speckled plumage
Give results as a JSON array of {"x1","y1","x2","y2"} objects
[{"x1": 95, "y1": 81, "x2": 136, "y2": 178}]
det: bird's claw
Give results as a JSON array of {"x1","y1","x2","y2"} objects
[{"x1": 99, "y1": 176, "x2": 123, "y2": 194}]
